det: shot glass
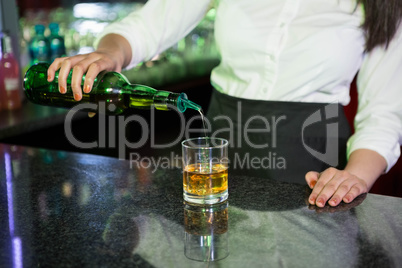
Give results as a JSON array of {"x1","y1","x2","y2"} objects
[
  {"x1": 184, "y1": 201, "x2": 229, "y2": 262},
  {"x1": 182, "y1": 137, "x2": 229, "y2": 204}
]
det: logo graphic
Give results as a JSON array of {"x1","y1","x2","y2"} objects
[{"x1": 301, "y1": 103, "x2": 339, "y2": 166}]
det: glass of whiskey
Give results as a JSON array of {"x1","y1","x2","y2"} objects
[{"x1": 182, "y1": 137, "x2": 229, "y2": 204}]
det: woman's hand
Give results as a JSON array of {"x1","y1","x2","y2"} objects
[
  {"x1": 46, "y1": 34, "x2": 132, "y2": 101},
  {"x1": 47, "y1": 51, "x2": 121, "y2": 101},
  {"x1": 305, "y1": 168, "x2": 368, "y2": 207},
  {"x1": 305, "y1": 149, "x2": 387, "y2": 207}
]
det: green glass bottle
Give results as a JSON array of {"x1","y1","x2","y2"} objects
[{"x1": 23, "y1": 63, "x2": 201, "y2": 114}]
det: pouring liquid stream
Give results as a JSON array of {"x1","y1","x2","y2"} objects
[
  {"x1": 180, "y1": 98, "x2": 208, "y2": 140},
  {"x1": 198, "y1": 109, "x2": 209, "y2": 141}
]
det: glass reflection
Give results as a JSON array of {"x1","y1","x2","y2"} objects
[
  {"x1": 183, "y1": 201, "x2": 229, "y2": 262},
  {"x1": 5, "y1": 151, "x2": 23, "y2": 268}
]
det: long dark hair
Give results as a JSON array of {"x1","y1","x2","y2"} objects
[{"x1": 358, "y1": 0, "x2": 402, "y2": 51}]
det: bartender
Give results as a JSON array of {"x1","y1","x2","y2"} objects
[{"x1": 47, "y1": 0, "x2": 402, "y2": 207}]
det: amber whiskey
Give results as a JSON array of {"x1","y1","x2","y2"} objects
[{"x1": 183, "y1": 163, "x2": 228, "y2": 196}]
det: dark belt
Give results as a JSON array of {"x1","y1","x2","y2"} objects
[{"x1": 206, "y1": 89, "x2": 351, "y2": 184}]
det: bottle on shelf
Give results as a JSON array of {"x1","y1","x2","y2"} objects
[
  {"x1": 48, "y1": 22, "x2": 66, "y2": 62},
  {"x1": 28, "y1": 24, "x2": 50, "y2": 65},
  {"x1": 0, "y1": 32, "x2": 22, "y2": 110},
  {"x1": 0, "y1": 68, "x2": 3, "y2": 111},
  {"x1": 23, "y1": 62, "x2": 202, "y2": 115}
]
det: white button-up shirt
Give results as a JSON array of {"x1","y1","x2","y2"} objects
[{"x1": 96, "y1": 0, "x2": 402, "y2": 171}]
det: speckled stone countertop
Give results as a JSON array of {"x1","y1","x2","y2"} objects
[{"x1": 0, "y1": 143, "x2": 401, "y2": 267}]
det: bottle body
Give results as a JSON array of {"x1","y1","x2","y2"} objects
[
  {"x1": 48, "y1": 23, "x2": 66, "y2": 62},
  {"x1": 24, "y1": 63, "x2": 200, "y2": 114},
  {"x1": 0, "y1": 67, "x2": 3, "y2": 111},
  {"x1": 0, "y1": 32, "x2": 22, "y2": 110},
  {"x1": 28, "y1": 25, "x2": 50, "y2": 64}
]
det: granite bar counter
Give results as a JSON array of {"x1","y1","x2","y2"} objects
[{"x1": 0, "y1": 143, "x2": 401, "y2": 268}]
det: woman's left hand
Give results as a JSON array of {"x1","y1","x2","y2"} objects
[{"x1": 305, "y1": 167, "x2": 369, "y2": 207}]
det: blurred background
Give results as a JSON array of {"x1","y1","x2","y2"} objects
[
  {"x1": 15, "y1": 0, "x2": 220, "y2": 87},
  {"x1": 0, "y1": 0, "x2": 219, "y2": 162}
]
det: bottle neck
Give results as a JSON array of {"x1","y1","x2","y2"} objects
[
  {"x1": 36, "y1": 32, "x2": 45, "y2": 36},
  {"x1": 0, "y1": 33, "x2": 13, "y2": 54},
  {"x1": 4, "y1": 36, "x2": 13, "y2": 54},
  {"x1": 153, "y1": 91, "x2": 180, "y2": 111},
  {"x1": 153, "y1": 92, "x2": 201, "y2": 112}
]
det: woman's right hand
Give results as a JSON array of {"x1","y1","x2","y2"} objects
[
  {"x1": 46, "y1": 34, "x2": 133, "y2": 101},
  {"x1": 47, "y1": 50, "x2": 121, "y2": 101}
]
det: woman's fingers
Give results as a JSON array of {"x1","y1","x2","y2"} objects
[
  {"x1": 56, "y1": 55, "x2": 88, "y2": 97},
  {"x1": 45, "y1": 53, "x2": 116, "y2": 100},
  {"x1": 307, "y1": 167, "x2": 338, "y2": 207},
  {"x1": 327, "y1": 176, "x2": 363, "y2": 206},
  {"x1": 316, "y1": 170, "x2": 353, "y2": 207},
  {"x1": 305, "y1": 171, "x2": 319, "y2": 189},
  {"x1": 83, "y1": 60, "x2": 113, "y2": 94},
  {"x1": 58, "y1": 58, "x2": 74, "y2": 95},
  {"x1": 47, "y1": 57, "x2": 67, "y2": 82},
  {"x1": 342, "y1": 183, "x2": 367, "y2": 203},
  {"x1": 71, "y1": 63, "x2": 89, "y2": 101},
  {"x1": 306, "y1": 167, "x2": 368, "y2": 208},
  {"x1": 327, "y1": 181, "x2": 352, "y2": 206}
]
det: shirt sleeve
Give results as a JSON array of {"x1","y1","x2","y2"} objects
[
  {"x1": 347, "y1": 24, "x2": 402, "y2": 172},
  {"x1": 93, "y1": 0, "x2": 212, "y2": 69}
]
